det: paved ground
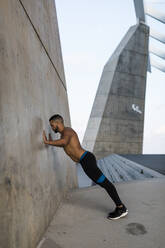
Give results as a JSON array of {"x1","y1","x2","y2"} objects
[{"x1": 37, "y1": 177, "x2": 165, "y2": 248}]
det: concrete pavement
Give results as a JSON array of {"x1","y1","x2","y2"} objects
[{"x1": 37, "y1": 177, "x2": 165, "y2": 248}]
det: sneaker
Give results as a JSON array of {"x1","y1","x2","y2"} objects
[{"x1": 107, "y1": 204, "x2": 128, "y2": 220}]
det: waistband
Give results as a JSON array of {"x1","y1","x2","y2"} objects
[{"x1": 79, "y1": 150, "x2": 89, "y2": 162}]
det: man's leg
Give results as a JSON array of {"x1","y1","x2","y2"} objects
[
  {"x1": 80, "y1": 152, "x2": 124, "y2": 207},
  {"x1": 80, "y1": 151, "x2": 128, "y2": 219},
  {"x1": 97, "y1": 176, "x2": 124, "y2": 207}
]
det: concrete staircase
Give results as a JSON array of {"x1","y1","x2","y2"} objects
[
  {"x1": 77, "y1": 153, "x2": 165, "y2": 187},
  {"x1": 96, "y1": 154, "x2": 164, "y2": 183}
]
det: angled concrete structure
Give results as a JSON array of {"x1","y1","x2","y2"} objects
[
  {"x1": 120, "y1": 154, "x2": 165, "y2": 175},
  {"x1": 82, "y1": 22, "x2": 150, "y2": 160}
]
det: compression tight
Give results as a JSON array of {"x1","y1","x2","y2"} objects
[{"x1": 79, "y1": 150, "x2": 123, "y2": 206}]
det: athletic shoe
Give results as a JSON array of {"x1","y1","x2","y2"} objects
[{"x1": 107, "y1": 204, "x2": 128, "y2": 220}]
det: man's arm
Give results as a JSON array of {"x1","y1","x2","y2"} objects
[
  {"x1": 43, "y1": 131, "x2": 70, "y2": 147},
  {"x1": 45, "y1": 137, "x2": 69, "y2": 147}
]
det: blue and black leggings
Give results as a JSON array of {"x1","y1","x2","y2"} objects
[{"x1": 79, "y1": 150, "x2": 123, "y2": 206}]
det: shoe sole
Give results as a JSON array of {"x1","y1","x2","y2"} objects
[{"x1": 107, "y1": 210, "x2": 128, "y2": 220}]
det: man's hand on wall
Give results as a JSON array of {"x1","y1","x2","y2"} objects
[
  {"x1": 42, "y1": 130, "x2": 66, "y2": 147},
  {"x1": 43, "y1": 130, "x2": 49, "y2": 144},
  {"x1": 43, "y1": 130, "x2": 54, "y2": 145}
]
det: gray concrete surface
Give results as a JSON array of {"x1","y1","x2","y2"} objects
[
  {"x1": 82, "y1": 22, "x2": 150, "y2": 159},
  {"x1": 37, "y1": 177, "x2": 165, "y2": 248},
  {"x1": 0, "y1": 0, "x2": 78, "y2": 247},
  {"x1": 120, "y1": 154, "x2": 165, "y2": 175},
  {"x1": 20, "y1": 0, "x2": 66, "y2": 87}
]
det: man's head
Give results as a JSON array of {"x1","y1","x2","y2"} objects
[{"x1": 49, "y1": 114, "x2": 64, "y2": 133}]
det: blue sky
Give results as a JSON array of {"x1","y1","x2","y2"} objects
[{"x1": 55, "y1": 0, "x2": 165, "y2": 154}]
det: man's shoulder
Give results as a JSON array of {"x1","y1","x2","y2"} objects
[{"x1": 64, "y1": 127, "x2": 75, "y2": 136}]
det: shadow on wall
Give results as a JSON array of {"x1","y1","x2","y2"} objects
[
  {"x1": 29, "y1": 116, "x2": 65, "y2": 189},
  {"x1": 29, "y1": 116, "x2": 45, "y2": 153}
]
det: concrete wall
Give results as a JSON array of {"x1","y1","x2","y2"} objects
[
  {"x1": 82, "y1": 23, "x2": 149, "y2": 160},
  {"x1": 0, "y1": 0, "x2": 78, "y2": 247}
]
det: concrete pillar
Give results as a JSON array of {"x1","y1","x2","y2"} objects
[{"x1": 82, "y1": 22, "x2": 150, "y2": 160}]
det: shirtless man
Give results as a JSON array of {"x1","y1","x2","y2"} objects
[{"x1": 42, "y1": 114, "x2": 128, "y2": 220}]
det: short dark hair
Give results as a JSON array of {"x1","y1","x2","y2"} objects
[{"x1": 49, "y1": 114, "x2": 64, "y2": 123}]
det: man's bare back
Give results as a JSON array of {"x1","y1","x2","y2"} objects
[{"x1": 61, "y1": 127, "x2": 86, "y2": 162}]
